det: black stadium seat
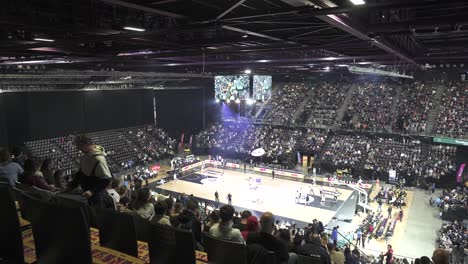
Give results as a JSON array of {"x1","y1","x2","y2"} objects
[
  {"x1": 20, "y1": 192, "x2": 94, "y2": 264},
  {"x1": 202, "y1": 232, "x2": 248, "y2": 264},
  {"x1": 0, "y1": 184, "x2": 25, "y2": 264},
  {"x1": 297, "y1": 254, "x2": 321, "y2": 264},
  {"x1": 95, "y1": 208, "x2": 138, "y2": 257},
  {"x1": 133, "y1": 214, "x2": 152, "y2": 243},
  {"x1": 148, "y1": 223, "x2": 196, "y2": 264}
]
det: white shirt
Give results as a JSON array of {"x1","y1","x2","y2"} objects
[{"x1": 107, "y1": 189, "x2": 120, "y2": 208}]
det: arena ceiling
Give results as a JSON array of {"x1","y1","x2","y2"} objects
[{"x1": 1, "y1": 0, "x2": 468, "y2": 75}]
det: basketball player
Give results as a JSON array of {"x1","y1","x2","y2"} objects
[
  {"x1": 227, "y1": 193, "x2": 232, "y2": 205},
  {"x1": 321, "y1": 192, "x2": 326, "y2": 205}
]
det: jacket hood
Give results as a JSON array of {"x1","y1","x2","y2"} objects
[{"x1": 87, "y1": 145, "x2": 107, "y2": 157}]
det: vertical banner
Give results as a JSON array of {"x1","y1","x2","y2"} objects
[
  {"x1": 302, "y1": 155, "x2": 308, "y2": 168},
  {"x1": 297, "y1": 151, "x2": 301, "y2": 165},
  {"x1": 180, "y1": 133, "x2": 185, "y2": 148},
  {"x1": 456, "y1": 163, "x2": 465, "y2": 183},
  {"x1": 189, "y1": 135, "x2": 193, "y2": 146}
]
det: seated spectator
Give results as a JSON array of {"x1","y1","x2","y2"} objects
[
  {"x1": 296, "y1": 233, "x2": 331, "y2": 264},
  {"x1": 209, "y1": 205, "x2": 244, "y2": 243},
  {"x1": 22, "y1": 158, "x2": 57, "y2": 192},
  {"x1": 107, "y1": 178, "x2": 121, "y2": 206},
  {"x1": 41, "y1": 158, "x2": 56, "y2": 186},
  {"x1": 53, "y1": 170, "x2": 65, "y2": 189},
  {"x1": 204, "y1": 210, "x2": 220, "y2": 232},
  {"x1": 432, "y1": 249, "x2": 450, "y2": 264},
  {"x1": 130, "y1": 188, "x2": 154, "y2": 220},
  {"x1": 344, "y1": 247, "x2": 359, "y2": 264},
  {"x1": 233, "y1": 210, "x2": 252, "y2": 231},
  {"x1": 241, "y1": 215, "x2": 259, "y2": 240},
  {"x1": 0, "y1": 147, "x2": 24, "y2": 186},
  {"x1": 327, "y1": 243, "x2": 345, "y2": 264},
  {"x1": 152, "y1": 200, "x2": 171, "y2": 226},
  {"x1": 246, "y1": 212, "x2": 289, "y2": 264},
  {"x1": 177, "y1": 199, "x2": 203, "y2": 250}
]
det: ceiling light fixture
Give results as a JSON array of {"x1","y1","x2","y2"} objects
[
  {"x1": 244, "y1": 69, "x2": 252, "y2": 74},
  {"x1": 34, "y1": 38, "x2": 55, "y2": 42},
  {"x1": 123, "y1": 26, "x2": 146, "y2": 32},
  {"x1": 349, "y1": 0, "x2": 365, "y2": 5}
]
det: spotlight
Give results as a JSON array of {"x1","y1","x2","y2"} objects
[
  {"x1": 244, "y1": 69, "x2": 252, "y2": 74},
  {"x1": 34, "y1": 38, "x2": 55, "y2": 42},
  {"x1": 324, "y1": 66, "x2": 330, "y2": 71},
  {"x1": 123, "y1": 26, "x2": 146, "y2": 32},
  {"x1": 349, "y1": 0, "x2": 365, "y2": 5},
  {"x1": 235, "y1": 99, "x2": 241, "y2": 104}
]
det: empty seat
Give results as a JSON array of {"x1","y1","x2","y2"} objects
[
  {"x1": 148, "y1": 223, "x2": 196, "y2": 264},
  {"x1": 95, "y1": 208, "x2": 138, "y2": 257}
]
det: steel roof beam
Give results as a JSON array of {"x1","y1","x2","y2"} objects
[{"x1": 99, "y1": 0, "x2": 187, "y2": 19}]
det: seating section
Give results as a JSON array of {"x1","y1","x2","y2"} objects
[
  {"x1": 261, "y1": 83, "x2": 309, "y2": 125},
  {"x1": 25, "y1": 125, "x2": 175, "y2": 175},
  {"x1": 433, "y1": 83, "x2": 468, "y2": 138},
  {"x1": 394, "y1": 82, "x2": 436, "y2": 133},
  {"x1": 341, "y1": 82, "x2": 396, "y2": 131},
  {"x1": 295, "y1": 82, "x2": 350, "y2": 127}
]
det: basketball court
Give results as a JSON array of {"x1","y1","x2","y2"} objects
[{"x1": 157, "y1": 167, "x2": 355, "y2": 225}]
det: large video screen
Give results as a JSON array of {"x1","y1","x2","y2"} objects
[
  {"x1": 215, "y1": 75, "x2": 249, "y2": 101},
  {"x1": 253, "y1": 75, "x2": 272, "y2": 101}
]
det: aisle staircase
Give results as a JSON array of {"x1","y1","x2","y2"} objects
[
  {"x1": 425, "y1": 84, "x2": 445, "y2": 133},
  {"x1": 333, "y1": 84, "x2": 357, "y2": 127},
  {"x1": 390, "y1": 85, "x2": 403, "y2": 116},
  {"x1": 291, "y1": 98, "x2": 310, "y2": 126}
]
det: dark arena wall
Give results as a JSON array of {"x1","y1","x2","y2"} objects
[{"x1": 0, "y1": 89, "x2": 154, "y2": 146}]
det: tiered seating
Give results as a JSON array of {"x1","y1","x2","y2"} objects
[
  {"x1": 420, "y1": 144, "x2": 457, "y2": 179},
  {"x1": 295, "y1": 82, "x2": 349, "y2": 127},
  {"x1": 25, "y1": 139, "x2": 77, "y2": 173},
  {"x1": 296, "y1": 128, "x2": 327, "y2": 155},
  {"x1": 364, "y1": 136, "x2": 423, "y2": 178},
  {"x1": 433, "y1": 83, "x2": 468, "y2": 138},
  {"x1": 394, "y1": 82, "x2": 436, "y2": 133},
  {"x1": 341, "y1": 82, "x2": 396, "y2": 131},
  {"x1": 24, "y1": 126, "x2": 176, "y2": 175},
  {"x1": 318, "y1": 134, "x2": 370, "y2": 171},
  {"x1": 262, "y1": 83, "x2": 309, "y2": 125}
]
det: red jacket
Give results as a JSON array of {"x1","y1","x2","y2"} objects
[{"x1": 23, "y1": 172, "x2": 56, "y2": 192}]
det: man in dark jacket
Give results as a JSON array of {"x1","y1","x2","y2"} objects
[
  {"x1": 296, "y1": 234, "x2": 331, "y2": 264},
  {"x1": 177, "y1": 199, "x2": 203, "y2": 250},
  {"x1": 246, "y1": 212, "x2": 289, "y2": 264}
]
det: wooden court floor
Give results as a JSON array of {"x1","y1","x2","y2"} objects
[{"x1": 158, "y1": 168, "x2": 353, "y2": 224}]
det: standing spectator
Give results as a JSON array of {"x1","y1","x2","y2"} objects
[
  {"x1": 0, "y1": 147, "x2": 23, "y2": 186},
  {"x1": 384, "y1": 245, "x2": 394, "y2": 264},
  {"x1": 69, "y1": 134, "x2": 112, "y2": 208},
  {"x1": 399, "y1": 210, "x2": 404, "y2": 222},
  {"x1": 215, "y1": 190, "x2": 220, "y2": 205},
  {"x1": 227, "y1": 192, "x2": 232, "y2": 205},
  {"x1": 331, "y1": 226, "x2": 339, "y2": 246},
  {"x1": 131, "y1": 188, "x2": 154, "y2": 220},
  {"x1": 356, "y1": 229, "x2": 362, "y2": 247},
  {"x1": 361, "y1": 232, "x2": 367, "y2": 248},
  {"x1": 209, "y1": 205, "x2": 244, "y2": 243},
  {"x1": 344, "y1": 247, "x2": 359, "y2": 264},
  {"x1": 388, "y1": 206, "x2": 393, "y2": 218},
  {"x1": 22, "y1": 158, "x2": 57, "y2": 192}
]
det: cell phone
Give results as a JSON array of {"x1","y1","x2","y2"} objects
[{"x1": 124, "y1": 181, "x2": 129, "y2": 187}]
